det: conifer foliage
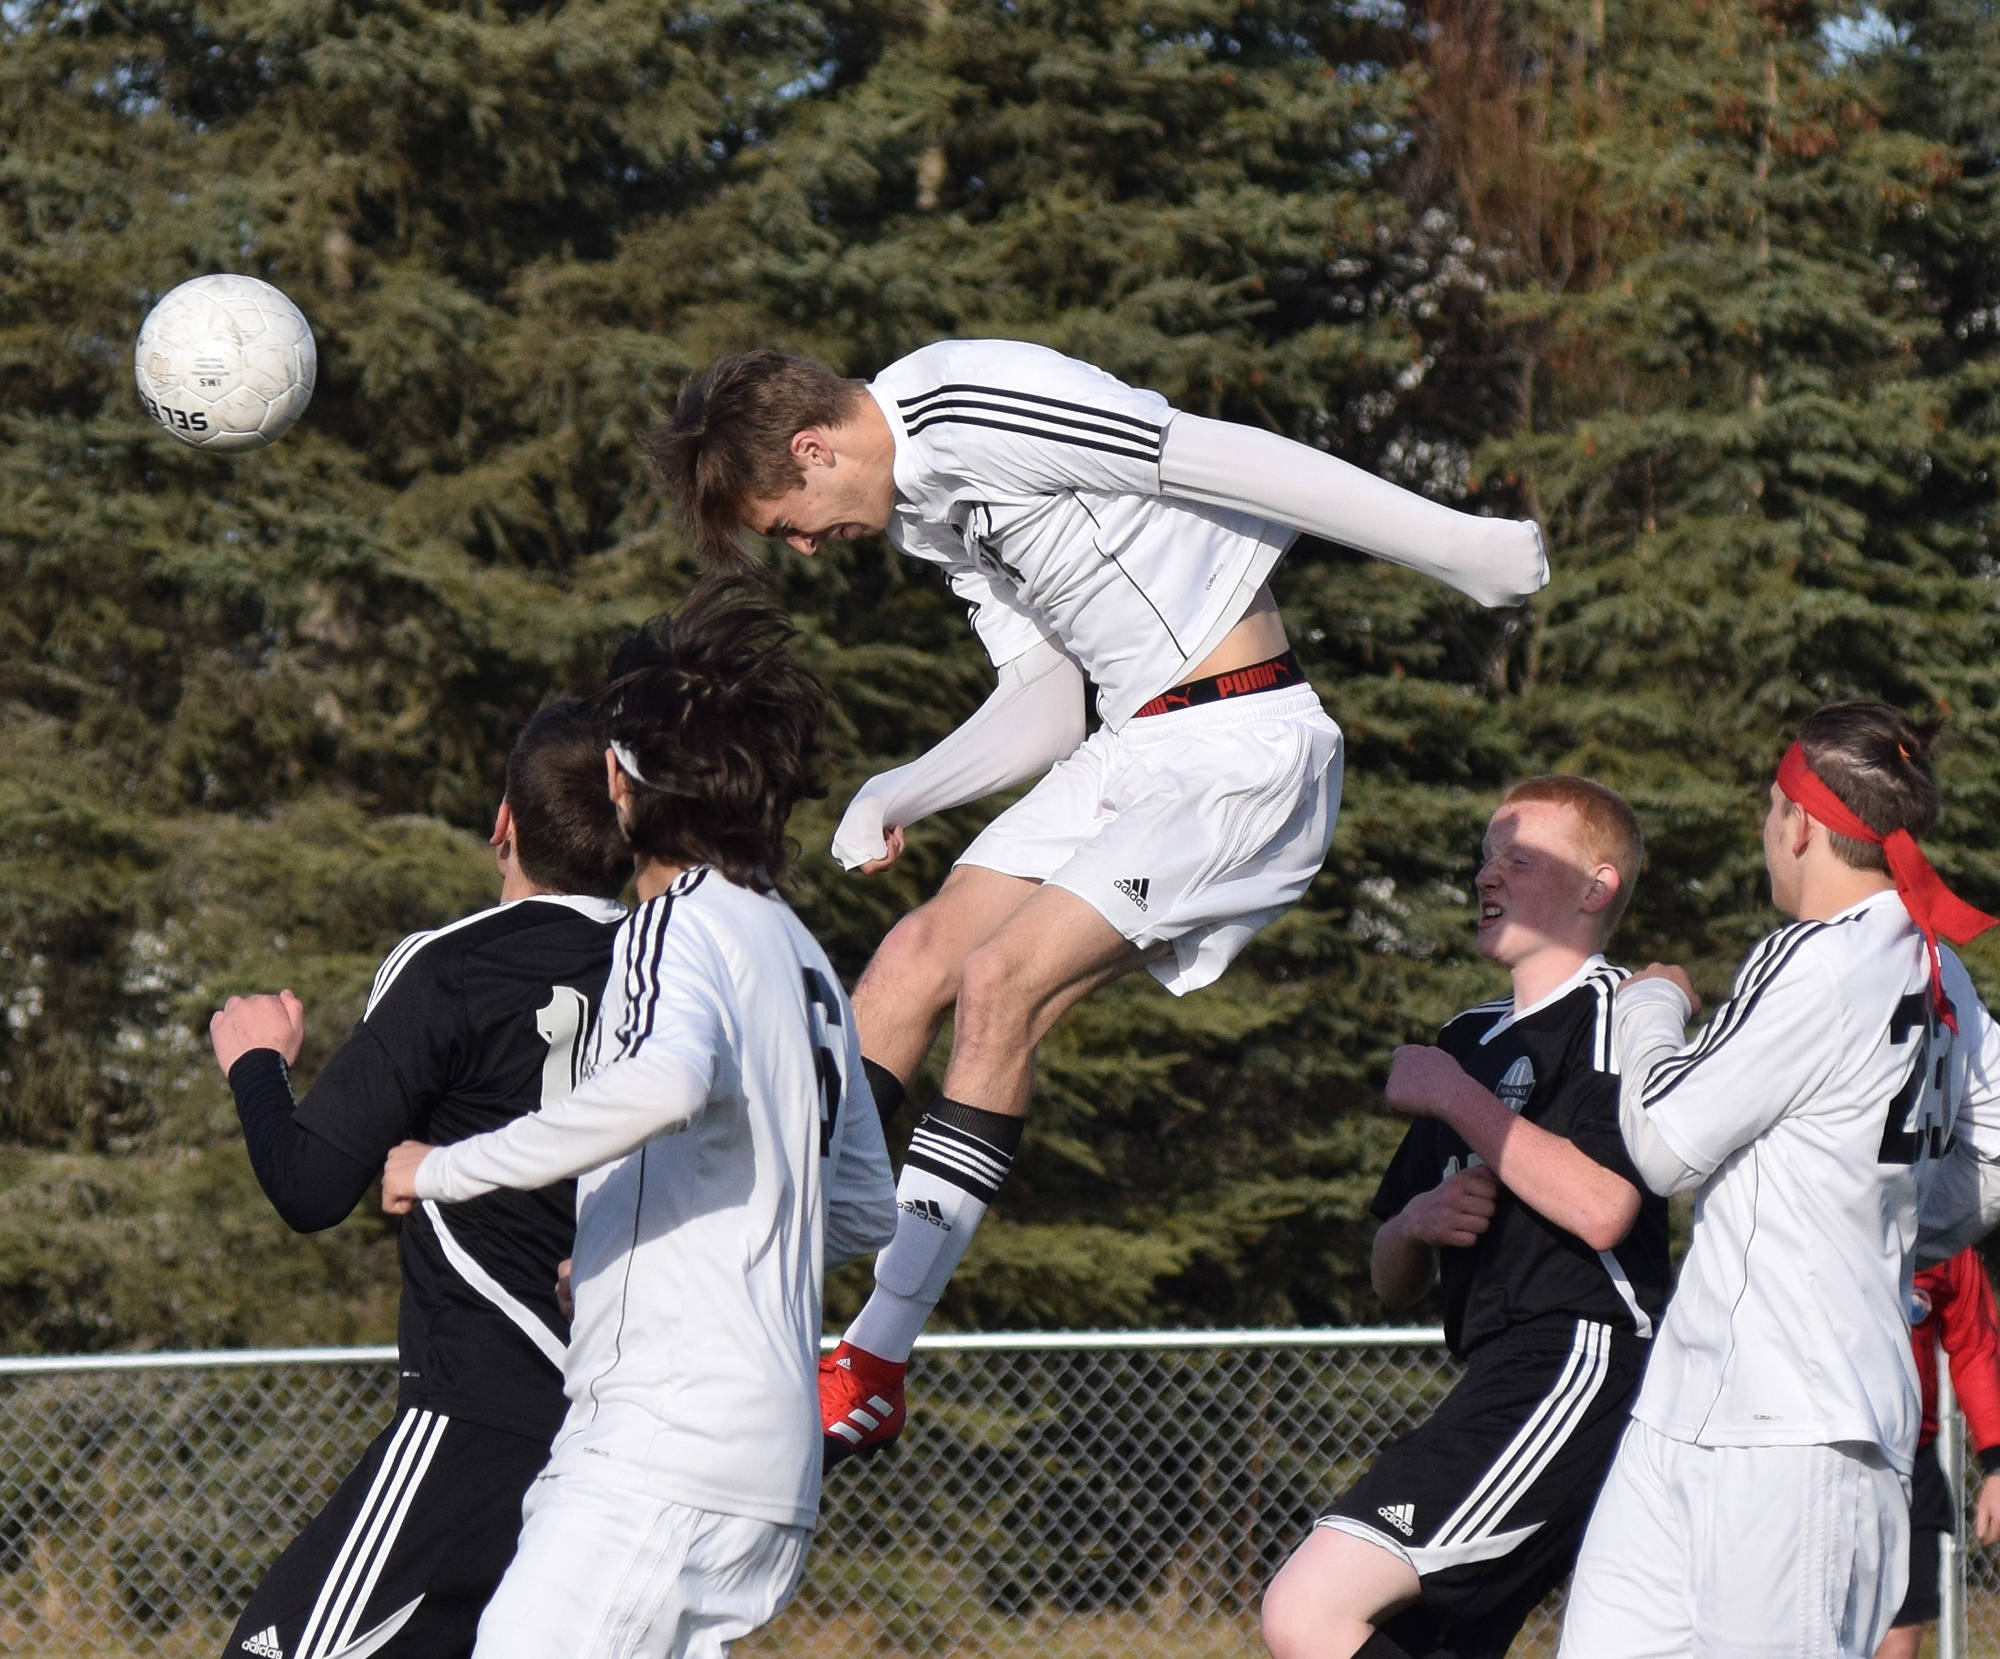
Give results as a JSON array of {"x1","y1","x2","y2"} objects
[{"x1": 1, "y1": 0, "x2": 1995, "y2": 1349}]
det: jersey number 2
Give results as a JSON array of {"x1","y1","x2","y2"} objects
[
  {"x1": 804, "y1": 968, "x2": 844, "y2": 1157},
  {"x1": 535, "y1": 986, "x2": 590, "y2": 1108},
  {"x1": 1879, "y1": 991, "x2": 1952, "y2": 1166}
]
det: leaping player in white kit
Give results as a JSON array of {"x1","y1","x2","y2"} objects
[
  {"x1": 1561, "y1": 701, "x2": 2000, "y2": 1658},
  {"x1": 650, "y1": 340, "x2": 1551, "y2": 1460},
  {"x1": 381, "y1": 582, "x2": 897, "y2": 1659}
]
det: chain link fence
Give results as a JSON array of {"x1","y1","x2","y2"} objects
[{"x1": 0, "y1": 1332, "x2": 1991, "y2": 1659}]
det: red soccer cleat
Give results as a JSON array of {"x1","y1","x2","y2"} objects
[{"x1": 820, "y1": 1340, "x2": 908, "y2": 1467}]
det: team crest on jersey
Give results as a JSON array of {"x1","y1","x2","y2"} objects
[
  {"x1": 1909, "y1": 1286, "x2": 1934, "y2": 1327},
  {"x1": 1495, "y1": 1057, "x2": 1535, "y2": 1112}
]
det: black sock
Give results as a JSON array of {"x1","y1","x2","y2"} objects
[
  {"x1": 862, "y1": 1057, "x2": 907, "y2": 1125},
  {"x1": 1354, "y1": 1632, "x2": 1415, "y2": 1659},
  {"x1": 904, "y1": 1095, "x2": 1024, "y2": 1204}
]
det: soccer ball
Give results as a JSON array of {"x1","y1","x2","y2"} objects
[{"x1": 134, "y1": 274, "x2": 317, "y2": 452}]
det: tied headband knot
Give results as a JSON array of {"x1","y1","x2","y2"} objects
[{"x1": 1775, "y1": 740, "x2": 1996, "y2": 1032}]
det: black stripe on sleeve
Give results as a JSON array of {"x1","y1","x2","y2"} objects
[
  {"x1": 1640, "y1": 923, "x2": 1830, "y2": 1107},
  {"x1": 1635, "y1": 923, "x2": 1806, "y2": 1100},
  {"x1": 898, "y1": 381, "x2": 1165, "y2": 437},
  {"x1": 901, "y1": 409, "x2": 1162, "y2": 464}
]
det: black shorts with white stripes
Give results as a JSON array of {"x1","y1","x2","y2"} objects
[
  {"x1": 1318, "y1": 1317, "x2": 1646, "y2": 1659},
  {"x1": 222, "y1": 1407, "x2": 550, "y2": 1659}
]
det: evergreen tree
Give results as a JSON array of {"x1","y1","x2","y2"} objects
[
  {"x1": 7, "y1": 0, "x2": 2000, "y2": 1351},
  {"x1": 1468, "y1": 0, "x2": 2000, "y2": 983}
]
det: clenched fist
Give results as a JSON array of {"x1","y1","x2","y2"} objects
[
  {"x1": 1384, "y1": 1045, "x2": 1476, "y2": 1121},
  {"x1": 1398, "y1": 1165, "x2": 1500, "y2": 1250},
  {"x1": 209, "y1": 990, "x2": 306, "y2": 1076},
  {"x1": 382, "y1": 1140, "x2": 435, "y2": 1216}
]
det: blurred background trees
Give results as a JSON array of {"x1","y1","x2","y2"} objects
[{"x1": 2, "y1": 0, "x2": 1997, "y2": 1350}]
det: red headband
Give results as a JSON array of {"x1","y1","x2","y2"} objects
[{"x1": 1776, "y1": 740, "x2": 1995, "y2": 1031}]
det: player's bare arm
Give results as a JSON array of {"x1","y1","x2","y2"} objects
[
  {"x1": 1386, "y1": 1045, "x2": 1641, "y2": 1252},
  {"x1": 1370, "y1": 1166, "x2": 1498, "y2": 1307},
  {"x1": 208, "y1": 989, "x2": 306, "y2": 1074}
]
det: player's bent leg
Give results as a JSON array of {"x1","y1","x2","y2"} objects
[
  {"x1": 826, "y1": 887, "x2": 1140, "y2": 1465},
  {"x1": 224, "y1": 1408, "x2": 550, "y2": 1659},
  {"x1": 827, "y1": 866, "x2": 1041, "y2": 1462},
  {"x1": 834, "y1": 691, "x2": 1334, "y2": 1460},
  {"x1": 850, "y1": 864, "x2": 1040, "y2": 1085},
  {"x1": 1262, "y1": 1527, "x2": 1420, "y2": 1659},
  {"x1": 943, "y1": 882, "x2": 1147, "y2": 1117}
]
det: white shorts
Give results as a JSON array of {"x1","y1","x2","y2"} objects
[
  {"x1": 958, "y1": 683, "x2": 1342, "y2": 995},
  {"x1": 471, "y1": 1467, "x2": 809, "y2": 1659},
  {"x1": 1558, "y1": 1421, "x2": 1909, "y2": 1659}
]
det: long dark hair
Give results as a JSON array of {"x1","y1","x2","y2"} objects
[{"x1": 596, "y1": 578, "x2": 827, "y2": 891}]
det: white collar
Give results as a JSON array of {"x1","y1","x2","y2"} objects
[
  {"x1": 516, "y1": 893, "x2": 627, "y2": 923},
  {"x1": 1823, "y1": 887, "x2": 1905, "y2": 926},
  {"x1": 1480, "y1": 953, "x2": 1611, "y2": 1044}
]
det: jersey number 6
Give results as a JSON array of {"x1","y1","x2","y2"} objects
[{"x1": 804, "y1": 968, "x2": 845, "y2": 1158}]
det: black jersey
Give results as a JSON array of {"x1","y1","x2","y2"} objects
[
  {"x1": 296, "y1": 894, "x2": 624, "y2": 1440},
  {"x1": 1371, "y1": 959, "x2": 1670, "y2": 1359}
]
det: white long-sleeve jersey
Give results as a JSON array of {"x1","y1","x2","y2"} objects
[
  {"x1": 415, "y1": 867, "x2": 896, "y2": 1528},
  {"x1": 1612, "y1": 890, "x2": 2000, "y2": 1473},
  {"x1": 867, "y1": 338, "x2": 1547, "y2": 730}
]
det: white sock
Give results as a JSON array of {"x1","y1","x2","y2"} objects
[
  {"x1": 844, "y1": 1162, "x2": 987, "y2": 1361},
  {"x1": 843, "y1": 1099, "x2": 1021, "y2": 1363}
]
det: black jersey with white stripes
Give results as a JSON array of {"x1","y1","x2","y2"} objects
[
  {"x1": 1372, "y1": 959, "x2": 1670, "y2": 1358},
  {"x1": 295, "y1": 894, "x2": 624, "y2": 1439}
]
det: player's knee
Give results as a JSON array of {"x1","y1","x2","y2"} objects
[
  {"x1": 1260, "y1": 1528, "x2": 1415, "y2": 1659},
  {"x1": 866, "y1": 905, "x2": 969, "y2": 1013},
  {"x1": 953, "y1": 939, "x2": 1043, "y2": 1046}
]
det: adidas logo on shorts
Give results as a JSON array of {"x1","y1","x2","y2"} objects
[
  {"x1": 1112, "y1": 877, "x2": 1151, "y2": 912},
  {"x1": 899, "y1": 1197, "x2": 953, "y2": 1232},
  {"x1": 241, "y1": 1627, "x2": 285, "y2": 1659},
  {"x1": 1377, "y1": 1502, "x2": 1416, "y2": 1537}
]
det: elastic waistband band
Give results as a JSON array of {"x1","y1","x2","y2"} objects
[{"x1": 1133, "y1": 649, "x2": 1305, "y2": 718}]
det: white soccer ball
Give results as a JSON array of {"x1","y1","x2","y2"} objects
[{"x1": 134, "y1": 274, "x2": 317, "y2": 452}]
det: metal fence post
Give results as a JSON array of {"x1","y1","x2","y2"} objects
[{"x1": 1940, "y1": 1358, "x2": 1968, "y2": 1659}]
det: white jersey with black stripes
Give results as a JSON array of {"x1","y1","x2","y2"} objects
[
  {"x1": 1617, "y1": 888, "x2": 2000, "y2": 1471},
  {"x1": 868, "y1": 339, "x2": 1293, "y2": 728},
  {"x1": 416, "y1": 867, "x2": 897, "y2": 1528}
]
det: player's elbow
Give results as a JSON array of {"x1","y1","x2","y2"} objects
[
  {"x1": 266, "y1": 1190, "x2": 359, "y2": 1234},
  {"x1": 1573, "y1": 1217, "x2": 1627, "y2": 1253},
  {"x1": 1370, "y1": 1241, "x2": 1432, "y2": 1309},
  {"x1": 1572, "y1": 1184, "x2": 1643, "y2": 1253},
  {"x1": 1373, "y1": 1274, "x2": 1428, "y2": 1311}
]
